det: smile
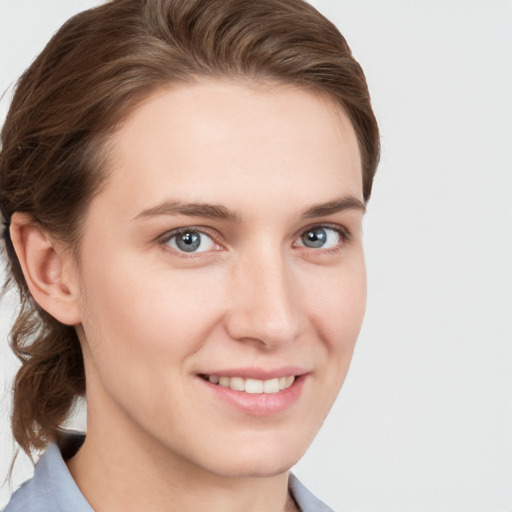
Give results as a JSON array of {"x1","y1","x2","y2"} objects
[{"x1": 201, "y1": 375, "x2": 295, "y2": 394}]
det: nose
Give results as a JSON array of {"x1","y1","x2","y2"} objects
[{"x1": 224, "y1": 245, "x2": 302, "y2": 350}]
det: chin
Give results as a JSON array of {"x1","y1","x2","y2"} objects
[{"x1": 197, "y1": 436, "x2": 310, "y2": 479}]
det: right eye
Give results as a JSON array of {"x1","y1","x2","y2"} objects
[{"x1": 165, "y1": 229, "x2": 217, "y2": 253}]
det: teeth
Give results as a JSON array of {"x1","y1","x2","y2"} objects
[
  {"x1": 245, "y1": 378, "x2": 264, "y2": 394},
  {"x1": 263, "y1": 378, "x2": 280, "y2": 394},
  {"x1": 206, "y1": 375, "x2": 295, "y2": 393},
  {"x1": 229, "y1": 377, "x2": 245, "y2": 391}
]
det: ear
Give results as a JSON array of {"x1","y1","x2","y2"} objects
[{"x1": 10, "y1": 212, "x2": 82, "y2": 326}]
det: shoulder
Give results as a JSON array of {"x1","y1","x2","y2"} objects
[
  {"x1": 3, "y1": 476, "x2": 46, "y2": 512},
  {"x1": 3, "y1": 435, "x2": 92, "y2": 512},
  {"x1": 289, "y1": 473, "x2": 337, "y2": 512},
  {"x1": 4, "y1": 445, "x2": 58, "y2": 512}
]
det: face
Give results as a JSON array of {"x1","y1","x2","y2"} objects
[{"x1": 71, "y1": 80, "x2": 366, "y2": 478}]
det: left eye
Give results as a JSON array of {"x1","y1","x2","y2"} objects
[
  {"x1": 166, "y1": 230, "x2": 216, "y2": 253},
  {"x1": 296, "y1": 227, "x2": 341, "y2": 249}
]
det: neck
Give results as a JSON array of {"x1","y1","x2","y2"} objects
[{"x1": 67, "y1": 416, "x2": 295, "y2": 512}]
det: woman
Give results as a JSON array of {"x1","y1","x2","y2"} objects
[{"x1": 1, "y1": 0, "x2": 379, "y2": 510}]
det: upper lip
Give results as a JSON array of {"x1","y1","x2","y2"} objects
[{"x1": 198, "y1": 366, "x2": 308, "y2": 380}]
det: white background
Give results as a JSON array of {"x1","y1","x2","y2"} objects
[{"x1": 1, "y1": 1, "x2": 511, "y2": 511}]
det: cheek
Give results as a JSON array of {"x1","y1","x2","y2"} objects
[
  {"x1": 304, "y1": 255, "x2": 367, "y2": 354},
  {"x1": 76, "y1": 260, "x2": 229, "y2": 424},
  {"x1": 81, "y1": 259, "x2": 230, "y2": 353}
]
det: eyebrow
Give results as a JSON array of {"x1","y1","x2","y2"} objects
[
  {"x1": 133, "y1": 201, "x2": 241, "y2": 222},
  {"x1": 134, "y1": 195, "x2": 365, "y2": 222},
  {"x1": 301, "y1": 196, "x2": 366, "y2": 217}
]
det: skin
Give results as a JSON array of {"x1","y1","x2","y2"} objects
[{"x1": 12, "y1": 80, "x2": 366, "y2": 512}]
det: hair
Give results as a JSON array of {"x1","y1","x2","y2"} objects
[{"x1": 0, "y1": 0, "x2": 379, "y2": 457}]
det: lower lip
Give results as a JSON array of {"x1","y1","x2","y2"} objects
[{"x1": 199, "y1": 375, "x2": 307, "y2": 416}]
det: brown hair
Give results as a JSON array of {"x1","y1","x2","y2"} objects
[{"x1": 0, "y1": 0, "x2": 379, "y2": 456}]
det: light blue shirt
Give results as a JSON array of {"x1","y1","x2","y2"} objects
[{"x1": 4, "y1": 435, "x2": 335, "y2": 511}]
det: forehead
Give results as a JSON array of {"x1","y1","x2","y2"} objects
[{"x1": 99, "y1": 80, "x2": 363, "y2": 216}]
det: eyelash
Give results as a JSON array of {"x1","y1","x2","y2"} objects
[{"x1": 158, "y1": 224, "x2": 352, "y2": 256}]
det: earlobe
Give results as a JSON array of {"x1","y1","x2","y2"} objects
[{"x1": 10, "y1": 212, "x2": 82, "y2": 326}]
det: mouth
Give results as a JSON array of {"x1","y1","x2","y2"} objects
[
  {"x1": 199, "y1": 374, "x2": 295, "y2": 394},
  {"x1": 198, "y1": 370, "x2": 306, "y2": 416}
]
